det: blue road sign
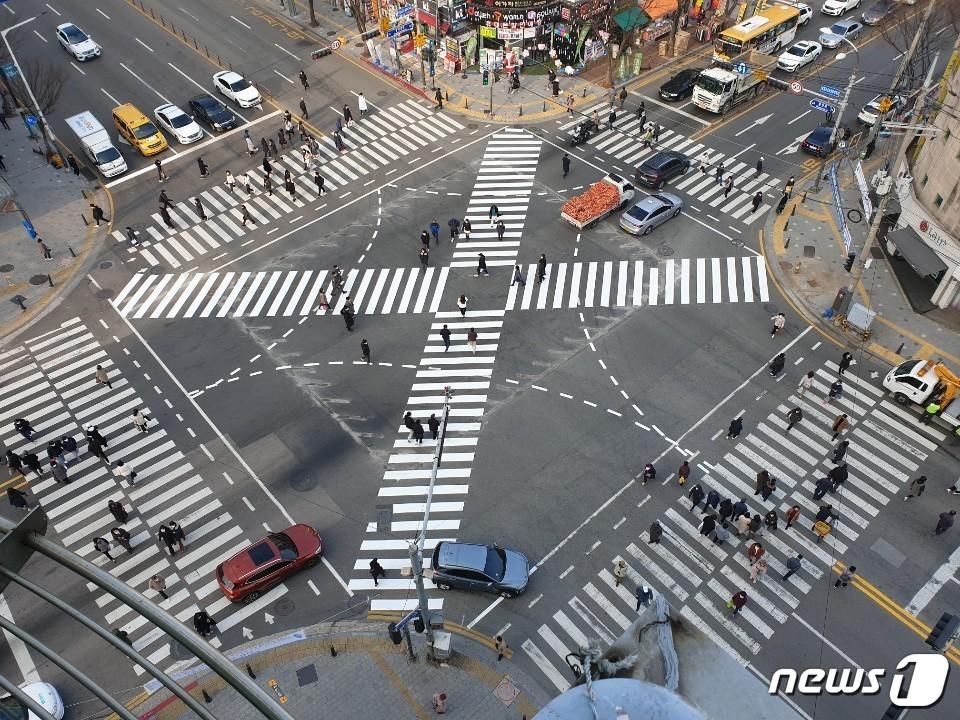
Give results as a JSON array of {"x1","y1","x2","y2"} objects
[
  {"x1": 810, "y1": 99, "x2": 836, "y2": 114},
  {"x1": 734, "y1": 61, "x2": 748, "y2": 75},
  {"x1": 22, "y1": 219, "x2": 37, "y2": 240},
  {"x1": 820, "y1": 84, "x2": 841, "y2": 99},
  {"x1": 387, "y1": 21, "x2": 414, "y2": 38},
  {"x1": 24, "y1": 114, "x2": 37, "y2": 126}
]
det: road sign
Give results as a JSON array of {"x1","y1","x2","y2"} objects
[
  {"x1": 330, "y1": 39, "x2": 341, "y2": 50},
  {"x1": 396, "y1": 5, "x2": 413, "y2": 16},
  {"x1": 734, "y1": 61, "x2": 748, "y2": 75},
  {"x1": 810, "y1": 98, "x2": 836, "y2": 114},
  {"x1": 789, "y1": 80, "x2": 803, "y2": 95},
  {"x1": 387, "y1": 21, "x2": 413, "y2": 38},
  {"x1": 24, "y1": 114, "x2": 37, "y2": 127},
  {"x1": 820, "y1": 84, "x2": 841, "y2": 99},
  {"x1": 414, "y1": 34, "x2": 427, "y2": 49}
]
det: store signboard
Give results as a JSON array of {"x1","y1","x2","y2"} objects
[
  {"x1": 466, "y1": 1, "x2": 561, "y2": 24},
  {"x1": 480, "y1": 25, "x2": 498, "y2": 37}
]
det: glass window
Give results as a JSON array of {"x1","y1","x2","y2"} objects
[
  {"x1": 270, "y1": 532, "x2": 299, "y2": 561},
  {"x1": 935, "y1": 194, "x2": 944, "y2": 207},
  {"x1": 922, "y1": 174, "x2": 928, "y2": 186}
]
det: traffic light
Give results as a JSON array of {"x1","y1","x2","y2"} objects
[
  {"x1": 843, "y1": 252, "x2": 856, "y2": 272},
  {"x1": 925, "y1": 613, "x2": 960, "y2": 652},
  {"x1": 360, "y1": 29, "x2": 380, "y2": 41},
  {"x1": 482, "y1": 69, "x2": 489, "y2": 86},
  {"x1": 311, "y1": 48, "x2": 331, "y2": 59},
  {"x1": 414, "y1": 615, "x2": 425, "y2": 633},
  {"x1": 388, "y1": 622, "x2": 402, "y2": 645}
]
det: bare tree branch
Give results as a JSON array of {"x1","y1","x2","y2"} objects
[
  {"x1": 18, "y1": 60, "x2": 67, "y2": 115},
  {"x1": 880, "y1": 0, "x2": 960, "y2": 92},
  {"x1": 345, "y1": 0, "x2": 368, "y2": 35}
]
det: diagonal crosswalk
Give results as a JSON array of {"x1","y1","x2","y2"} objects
[
  {"x1": 0, "y1": 318, "x2": 283, "y2": 676},
  {"x1": 347, "y1": 129, "x2": 541, "y2": 612},
  {"x1": 560, "y1": 103, "x2": 780, "y2": 225},
  {"x1": 517, "y1": 358, "x2": 947, "y2": 693},
  {"x1": 112, "y1": 99, "x2": 465, "y2": 268}
]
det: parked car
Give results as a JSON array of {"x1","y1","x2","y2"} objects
[
  {"x1": 821, "y1": 0, "x2": 861, "y2": 16},
  {"x1": 0, "y1": 682, "x2": 65, "y2": 720},
  {"x1": 635, "y1": 150, "x2": 691, "y2": 189},
  {"x1": 819, "y1": 19, "x2": 863, "y2": 48},
  {"x1": 213, "y1": 70, "x2": 262, "y2": 108},
  {"x1": 56, "y1": 23, "x2": 101, "y2": 61},
  {"x1": 777, "y1": 40, "x2": 823, "y2": 71},
  {"x1": 791, "y1": 2, "x2": 814, "y2": 25},
  {"x1": 189, "y1": 95, "x2": 237, "y2": 132},
  {"x1": 857, "y1": 94, "x2": 904, "y2": 125},
  {"x1": 154, "y1": 104, "x2": 204, "y2": 144},
  {"x1": 620, "y1": 193, "x2": 683, "y2": 235},
  {"x1": 431, "y1": 541, "x2": 529, "y2": 598},
  {"x1": 216, "y1": 524, "x2": 322, "y2": 602},
  {"x1": 801, "y1": 125, "x2": 837, "y2": 156},
  {"x1": 861, "y1": 0, "x2": 896, "y2": 23},
  {"x1": 659, "y1": 68, "x2": 702, "y2": 101}
]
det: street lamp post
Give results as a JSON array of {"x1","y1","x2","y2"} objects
[
  {"x1": 2, "y1": 15, "x2": 57, "y2": 161},
  {"x1": 812, "y1": 37, "x2": 858, "y2": 192}
]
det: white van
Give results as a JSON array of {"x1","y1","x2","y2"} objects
[{"x1": 65, "y1": 111, "x2": 127, "y2": 177}]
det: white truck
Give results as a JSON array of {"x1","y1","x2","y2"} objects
[
  {"x1": 65, "y1": 111, "x2": 127, "y2": 177},
  {"x1": 692, "y1": 50, "x2": 777, "y2": 114},
  {"x1": 883, "y1": 359, "x2": 960, "y2": 432},
  {"x1": 561, "y1": 173, "x2": 636, "y2": 230}
]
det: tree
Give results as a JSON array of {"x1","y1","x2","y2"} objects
[
  {"x1": 308, "y1": 0, "x2": 319, "y2": 27},
  {"x1": 20, "y1": 60, "x2": 67, "y2": 115},
  {"x1": 595, "y1": 1, "x2": 642, "y2": 88},
  {"x1": 346, "y1": 0, "x2": 368, "y2": 34},
  {"x1": 879, "y1": 0, "x2": 960, "y2": 93}
]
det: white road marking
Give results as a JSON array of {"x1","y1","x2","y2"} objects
[{"x1": 230, "y1": 15, "x2": 251, "y2": 29}]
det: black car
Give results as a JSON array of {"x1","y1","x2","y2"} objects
[
  {"x1": 800, "y1": 125, "x2": 837, "y2": 156},
  {"x1": 861, "y1": 0, "x2": 896, "y2": 24},
  {"x1": 659, "y1": 68, "x2": 702, "y2": 101},
  {"x1": 189, "y1": 95, "x2": 237, "y2": 132},
  {"x1": 635, "y1": 151, "x2": 690, "y2": 189}
]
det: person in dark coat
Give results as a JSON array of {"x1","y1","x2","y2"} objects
[
  {"x1": 769, "y1": 353, "x2": 785, "y2": 377},
  {"x1": 828, "y1": 463, "x2": 848, "y2": 491},
  {"x1": 193, "y1": 610, "x2": 217, "y2": 637},
  {"x1": 786, "y1": 406, "x2": 803, "y2": 432},
  {"x1": 14, "y1": 418, "x2": 34, "y2": 441},
  {"x1": 648, "y1": 520, "x2": 663, "y2": 544},
  {"x1": 755, "y1": 470, "x2": 769, "y2": 496},
  {"x1": 158, "y1": 525, "x2": 177, "y2": 555},
  {"x1": 764, "y1": 510, "x2": 778, "y2": 532},
  {"x1": 6, "y1": 450, "x2": 23, "y2": 477},
  {"x1": 412, "y1": 419, "x2": 425, "y2": 444},
  {"x1": 688, "y1": 484, "x2": 705, "y2": 511},
  {"x1": 23, "y1": 452, "x2": 43, "y2": 478},
  {"x1": 343, "y1": 104, "x2": 354, "y2": 124},
  {"x1": 562, "y1": 153, "x2": 571, "y2": 178},
  {"x1": 730, "y1": 590, "x2": 748, "y2": 616},
  {"x1": 111, "y1": 526, "x2": 134, "y2": 553},
  {"x1": 761, "y1": 475, "x2": 777, "y2": 501},
  {"x1": 831, "y1": 440, "x2": 850, "y2": 464},
  {"x1": 369, "y1": 558, "x2": 386, "y2": 586},
  {"x1": 169, "y1": 521, "x2": 186, "y2": 552},
  {"x1": 814, "y1": 476, "x2": 834, "y2": 500},
  {"x1": 698, "y1": 514, "x2": 717, "y2": 537},
  {"x1": 838, "y1": 351, "x2": 853, "y2": 375},
  {"x1": 732, "y1": 498, "x2": 748, "y2": 521},
  {"x1": 341, "y1": 306, "x2": 355, "y2": 331},
  {"x1": 7, "y1": 487, "x2": 29, "y2": 509},
  {"x1": 726, "y1": 417, "x2": 743, "y2": 439},
  {"x1": 718, "y1": 498, "x2": 734, "y2": 523},
  {"x1": 428, "y1": 414, "x2": 440, "y2": 440},
  {"x1": 704, "y1": 488, "x2": 721, "y2": 512},
  {"x1": 108, "y1": 499, "x2": 129, "y2": 523},
  {"x1": 94, "y1": 537, "x2": 115, "y2": 562},
  {"x1": 747, "y1": 514, "x2": 762, "y2": 538}
]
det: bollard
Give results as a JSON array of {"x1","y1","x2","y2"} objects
[
  {"x1": 68, "y1": 245, "x2": 76, "y2": 257},
  {"x1": 790, "y1": 204, "x2": 796, "y2": 217},
  {"x1": 464, "y1": 97, "x2": 468, "y2": 109},
  {"x1": 47, "y1": 274, "x2": 54, "y2": 288},
  {"x1": 793, "y1": 259, "x2": 801, "y2": 274},
  {"x1": 543, "y1": 101, "x2": 546, "y2": 112},
  {"x1": 81, "y1": 214, "x2": 88, "y2": 227},
  {"x1": 246, "y1": 663, "x2": 256, "y2": 679},
  {"x1": 330, "y1": 646, "x2": 338, "y2": 657},
  {"x1": 784, "y1": 235, "x2": 791, "y2": 249},
  {"x1": 201, "y1": 689, "x2": 212, "y2": 703},
  {"x1": 801, "y1": 192, "x2": 807, "y2": 204},
  {"x1": 519, "y1": 105, "x2": 522, "y2": 116},
  {"x1": 445, "y1": 90, "x2": 449, "y2": 101},
  {"x1": 896, "y1": 342, "x2": 905, "y2": 355},
  {"x1": 581, "y1": 87, "x2": 586, "y2": 97},
  {"x1": 11, "y1": 296, "x2": 26, "y2": 311}
]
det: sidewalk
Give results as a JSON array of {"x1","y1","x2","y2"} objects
[
  {"x1": 761, "y1": 159, "x2": 960, "y2": 367},
  {"x1": 126, "y1": 620, "x2": 548, "y2": 720},
  {"x1": 0, "y1": 121, "x2": 106, "y2": 340}
]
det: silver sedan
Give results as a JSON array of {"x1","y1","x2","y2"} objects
[{"x1": 619, "y1": 192, "x2": 683, "y2": 235}]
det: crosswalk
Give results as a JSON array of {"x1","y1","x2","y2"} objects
[
  {"x1": 347, "y1": 129, "x2": 540, "y2": 611},
  {"x1": 560, "y1": 104, "x2": 780, "y2": 224},
  {"x1": 112, "y1": 99, "x2": 464, "y2": 269},
  {"x1": 518, "y1": 357, "x2": 947, "y2": 692},
  {"x1": 0, "y1": 318, "x2": 283, "y2": 676}
]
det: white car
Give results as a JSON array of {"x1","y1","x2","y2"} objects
[
  {"x1": 778, "y1": 2, "x2": 813, "y2": 25},
  {"x1": 56, "y1": 23, "x2": 101, "y2": 61},
  {"x1": 213, "y1": 71, "x2": 261, "y2": 108},
  {"x1": 0, "y1": 682, "x2": 65, "y2": 720},
  {"x1": 857, "y1": 94, "x2": 904, "y2": 125},
  {"x1": 154, "y1": 103, "x2": 204, "y2": 144},
  {"x1": 821, "y1": 0, "x2": 860, "y2": 15},
  {"x1": 777, "y1": 40, "x2": 822, "y2": 71}
]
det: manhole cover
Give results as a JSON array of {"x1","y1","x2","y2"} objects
[
  {"x1": 290, "y1": 472, "x2": 319, "y2": 492},
  {"x1": 656, "y1": 245, "x2": 674, "y2": 257},
  {"x1": 29, "y1": 274, "x2": 49, "y2": 285},
  {"x1": 0, "y1": 263, "x2": 13, "y2": 273},
  {"x1": 762, "y1": 302, "x2": 779, "y2": 314},
  {"x1": 377, "y1": 90, "x2": 388, "y2": 97},
  {"x1": 95, "y1": 289, "x2": 114, "y2": 300},
  {"x1": 803, "y1": 245, "x2": 816, "y2": 258},
  {"x1": 148, "y1": 265, "x2": 164, "y2": 275},
  {"x1": 274, "y1": 598, "x2": 295, "y2": 617},
  {"x1": 493, "y1": 677, "x2": 520, "y2": 706},
  {"x1": 326, "y1": 30, "x2": 336, "y2": 36},
  {"x1": 99, "y1": 261, "x2": 113, "y2": 270},
  {"x1": 354, "y1": 42, "x2": 364, "y2": 48}
]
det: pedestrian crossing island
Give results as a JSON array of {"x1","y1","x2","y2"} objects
[{"x1": 111, "y1": 255, "x2": 769, "y2": 319}]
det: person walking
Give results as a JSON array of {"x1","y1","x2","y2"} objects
[
  {"x1": 831, "y1": 439, "x2": 850, "y2": 464},
  {"x1": 358, "y1": 338, "x2": 372, "y2": 365},
  {"x1": 313, "y1": 171, "x2": 326, "y2": 196},
  {"x1": 434, "y1": 88, "x2": 443, "y2": 110},
  {"x1": 536, "y1": 254, "x2": 547, "y2": 284},
  {"x1": 829, "y1": 463, "x2": 848, "y2": 492},
  {"x1": 404, "y1": 411, "x2": 416, "y2": 442},
  {"x1": 7, "y1": 487, "x2": 29, "y2": 510},
  {"x1": 67, "y1": 154, "x2": 80, "y2": 174},
  {"x1": 462, "y1": 217, "x2": 471, "y2": 239},
  {"x1": 769, "y1": 352, "x2": 785, "y2": 377},
  {"x1": 797, "y1": 370, "x2": 815, "y2": 395},
  {"x1": 496, "y1": 219, "x2": 506, "y2": 241},
  {"x1": 784, "y1": 175, "x2": 795, "y2": 198},
  {"x1": 51, "y1": 460, "x2": 69, "y2": 484},
  {"x1": 904, "y1": 476, "x2": 927, "y2": 500},
  {"x1": 641, "y1": 463, "x2": 656, "y2": 485},
  {"x1": 245, "y1": 132, "x2": 257, "y2": 156},
  {"x1": 130, "y1": 409, "x2": 151, "y2": 433},
  {"x1": 750, "y1": 558, "x2": 768, "y2": 584},
  {"x1": 770, "y1": 312, "x2": 786, "y2": 337},
  {"x1": 113, "y1": 460, "x2": 137, "y2": 487},
  {"x1": 342, "y1": 305, "x2": 355, "y2": 331},
  {"x1": 475, "y1": 253, "x2": 489, "y2": 277},
  {"x1": 94, "y1": 537, "x2": 115, "y2": 562},
  {"x1": 755, "y1": 470, "x2": 770, "y2": 496},
  {"x1": 723, "y1": 176, "x2": 734, "y2": 199},
  {"x1": 440, "y1": 324, "x2": 451, "y2": 351},
  {"x1": 299, "y1": 97, "x2": 308, "y2": 119},
  {"x1": 35, "y1": 237, "x2": 52, "y2": 260},
  {"x1": 225, "y1": 170, "x2": 237, "y2": 193},
  {"x1": 718, "y1": 498, "x2": 734, "y2": 524},
  {"x1": 704, "y1": 488, "x2": 721, "y2": 514},
  {"x1": 562, "y1": 153, "x2": 571, "y2": 178},
  {"x1": 755, "y1": 157, "x2": 763, "y2": 176},
  {"x1": 729, "y1": 590, "x2": 748, "y2": 617},
  {"x1": 566, "y1": 93, "x2": 575, "y2": 115},
  {"x1": 747, "y1": 513, "x2": 763, "y2": 538},
  {"x1": 495, "y1": 634, "x2": 509, "y2": 661},
  {"x1": 733, "y1": 513, "x2": 750, "y2": 536},
  {"x1": 678, "y1": 460, "x2": 690, "y2": 486},
  {"x1": 448, "y1": 217, "x2": 460, "y2": 241},
  {"x1": 369, "y1": 558, "x2": 386, "y2": 586},
  {"x1": 193, "y1": 197, "x2": 207, "y2": 221},
  {"x1": 763, "y1": 509, "x2": 778, "y2": 532},
  {"x1": 125, "y1": 226, "x2": 139, "y2": 245},
  {"x1": 14, "y1": 418, "x2": 34, "y2": 441},
  {"x1": 148, "y1": 574, "x2": 168, "y2": 599},
  {"x1": 838, "y1": 351, "x2": 854, "y2": 375},
  {"x1": 278, "y1": 127, "x2": 288, "y2": 150},
  {"x1": 511, "y1": 265, "x2": 525, "y2": 287},
  {"x1": 6, "y1": 450, "x2": 23, "y2": 478},
  {"x1": 167, "y1": 521, "x2": 186, "y2": 552},
  {"x1": 826, "y1": 379, "x2": 843, "y2": 404},
  {"x1": 618, "y1": 86, "x2": 627, "y2": 109},
  {"x1": 270, "y1": 135, "x2": 281, "y2": 156},
  {"x1": 747, "y1": 541, "x2": 765, "y2": 565},
  {"x1": 607, "y1": 107, "x2": 617, "y2": 131},
  {"x1": 299, "y1": 69, "x2": 309, "y2": 89},
  {"x1": 785, "y1": 406, "x2": 803, "y2": 432},
  {"x1": 714, "y1": 162, "x2": 724, "y2": 185},
  {"x1": 635, "y1": 584, "x2": 653, "y2": 610},
  {"x1": 920, "y1": 398, "x2": 942, "y2": 425},
  {"x1": 111, "y1": 526, "x2": 134, "y2": 554},
  {"x1": 648, "y1": 520, "x2": 663, "y2": 544},
  {"x1": 466, "y1": 327, "x2": 478, "y2": 354},
  {"x1": 830, "y1": 413, "x2": 850, "y2": 441},
  {"x1": 698, "y1": 513, "x2": 717, "y2": 538},
  {"x1": 155, "y1": 158, "x2": 167, "y2": 182},
  {"x1": 428, "y1": 414, "x2": 440, "y2": 440},
  {"x1": 94, "y1": 364, "x2": 113, "y2": 389},
  {"x1": 420, "y1": 229, "x2": 430, "y2": 249},
  {"x1": 813, "y1": 476, "x2": 833, "y2": 501},
  {"x1": 457, "y1": 294, "x2": 468, "y2": 317},
  {"x1": 488, "y1": 203, "x2": 500, "y2": 226},
  {"x1": 613, "y1": 558, "x2": 627, "y2": 587},
  {"x1": 239, "y1": 204, "x2": 256, "y2": 227},
  {"x1": 419, "y1": 246, "x2": 429, "y2": 270},
  {"x1": 935, "y1": 510, "x2": 956, "y2": 535},
  {"x1": 108, "y1": 499, "x2": 129, "y2": 523},
  {"x1": 159, "y1": 190, "x2": 174, "y2": 211},
  {"x1": 834, "y1": 565, "x2": 856, "y2": 588},
  {"x1": 90, "y1": 203, "x2": 107, "y2": 226},
  {"x1": 727, "y1": 416, "x2": 743, "y2": 439},
  {"x1": 197, "y1": 156, "x2": 208, "y2": 178},
  {"x1": 751, "y1": 191, "x2": 763, "y2": 214},
  {"x1": 732, "y1": 498, "x2": 749, "y2": 521},
  {"x1": 813, "y1": 504, "x2": 838, "y2": 530},
  {"x1": 412, "y1": 418, "x2": 425, "y2": 444},
  {"x1": 782, "y1": 553, "x2": 803, "y2": 581},
  {"x1": 46, "y1": 439, "x2": 65, "y2": 466},
  {"x1": 193, "y1": 610, "x2": 217, "y2": 637},
  {"x1": 429, "y1": 219, "x2": 440, "y2": 244},
  {"x1": 688, "y1": 483, "x2": 705, "y2": 511}
]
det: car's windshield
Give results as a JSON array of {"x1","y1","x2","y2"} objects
[
  {"x1": 696, "y1": 76, "x2": 726, "y2": 95},
  {"x1": 132, "y1": 122, "x2": 160, "y2": 140},
  {"x1": 830, "y1": 23, "x2": 848, "y2": 34},
  {"x1": 787, "y1": 46, "x2": 806, "y2": 56},
  {"x1": 271, "y1": 532, "x2": 298, "y2": 560},
  {"x1": 230, "y1": 78, "x2": 251, "y2": 92},
  {"x1": 168, "y1": 111, "x2": 191, "y2": 128},
  {"x1": 95, "y1": 146, "x2": 122, "y2": 163},
  {"x1": 484, "y1": 547, "x2": 506, "y2": 581},
  {"x1": 64, "y1": 26, "x2": 88, "y2": 43},
  {"x1": 628, "y1": 206, "x2": 651, "y2": 221}
]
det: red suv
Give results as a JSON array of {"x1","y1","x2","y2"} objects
[{"x1": 216, "y1": 524, "x2": 322, "y2": 603}]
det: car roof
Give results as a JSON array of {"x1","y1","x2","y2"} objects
[
  {"x1": 642, "y1": 151, "x2": 684, "y2": 168},
  {"x1": 156, "y1": 104, "x2": 183, "y2": 116},
  {"x1": 833, "y1": 19, "x2": 860, "y2": 28},
  {"x1": 57, "y1": 22, "x2": 81, "y2": 31},
  {"x1": 807, "y1": 126, "x2": 833, "y2": 139},
  {"x1": 792, "y1": 40, "x2": 817, "y2": 49},
  {"x1": 635, "y1": 195, "x2": 670, "y2": 210},
  {"x1": 216, "y1": 70, "x2": 243, "y2": 82},
  {"x1": 191, "y1": 94, "x2": 221, "y2": 107},
  {"x1": 436, "y1": 541, "x2": 488, "y2": 571}
]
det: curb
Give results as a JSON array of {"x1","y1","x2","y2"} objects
[{"x1": 361, "y1": 57, "x2": 430, "y2": 102}]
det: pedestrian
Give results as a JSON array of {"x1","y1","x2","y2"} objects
[
  {"x1": 653, "y1": 123, "x2": 661, "y2": 142},
  {"x1": 342, "y1": 305, "x2": 355, "y2": 331},
  {"x1": 566, "y1": 93, "x2": 575, "y2": 115},
  {"x1": 813, "y1": 476, "x2": 833, "y2": 500},
  {"x1": 111, "y1": 526, "x2": 133, "y2": 554},
  {"x1": 920, "y1": 398, "x2": 942, "y2": 425},
  {"x1": 729, "y1": 590, "x2": 748, "y2": 616},
  {"x1": 263, "y1": 175, "x2": 273, "y2": 196},
  {"x1": 782, "y1": 553, "x2": 803, "y2": 581},
  {"x1": 613, "y1": 558, "x2": 627, "y2": 586},
  {"x1": 607, "y1": 107, "x2": 617, "y2": 131},
  {"x1": 755, "y1": 157, "x2": 763, "y2": 176},
  {"x1": 419, "y1": 246, "x2": 429, "y2": 269},
  {"x1": 333, "y1": 130, "x2": 345, "y2": 152},
  {"x1": 732, "y1": 498, "x2": 748, "y2": 521},
  {"x1": 637, "y1": 99, "x2": 645, "y2": 118},
  {"x1": 834, "y1": 565, "x2": 856, "y2": 588},
  {"x1": 5, "y1": 450, "x2": 22, "y2": 478},
  {"x1": 641, "y1": 463, "x2": 656, "y2": 485},
  {"x1": 755, "y1": 470, "x2": 769, "y2": 496},
  {"x1": 285, "y1": 177, "x2": 296, "y2": 199},
  {"x1": 715, "y1": 162, "x2": 724, "y2": 184},
  {"x1": 299, "y1": 69, "x2": 309, "y2": 89},
  {"x1": 747, "y1": 513, "x2": 762, "y2": 538},
  {"x1": 496, "y1": 219, "x2": 506, "y2": 241},
  {"x1": 838, "y1": 351, "x2": 853, "y2": 375},
  {"x1": 440, "y1": 324, "x2": 451, "y2": 351},
  {"x1": 475, "y1": 253, "x2": 489, "y2": 277},
  {"x1": 829, "y1": 413, "x2": 850, "y2": 441},
  {"x1": 428, "y1": 414, "x2": 440, "y2": 440},
  {"x1": 299, "y1": 120, "x2": 307, "y2": 142},
  {"x1": 430, "y1": 219, "x2": 440, "y2": 244},
  {"x1": 457, "y1": 294, "x2": 468, "y2": 317},
  {"x1": 484, "y1": 631, "x2": 507, "y2": 663},
  {"x1": 279, "y1": 126, "x2": 289, "y2": 148},
  {"x1": 94, "y1": 537, "x2": 115, "y2": 562},
  {"x1": 618, "y1": 86, "x2": 627, "y2": 109},
  {"x1": 193, "y1": 610, "x2": 217, "y2": 637},
  {"x1": 635, "y1": 584, "x2": 653, "y2": 610},
  {"x1": 314, "y1": 171, "x2": 326, "y2": 196},
  {"x1": 462, "y1": 217, "x2": 471, "y2": 239},
  {"x1": 826, "y1": 379, "x2": 843, "y2": 404},
  {"x1": 13, "y1": 418, "x2": 34, "y2": 441},
  {"x1": 191, "y1": 196, "x2": 207, "y2": 221},
  {"x1": 448, "y1": 217, "x2": 460, "y2": 241},
  {"x1": 935, "y1": 510, "x2": 956, "y2": 535},
  {"x1": 412, "y1": 418, "x2": 425, "y2": 444},
  {"x1": 489, "y1": 203, "x2": 500, "y2": 226},
  {"x1": 155, "y1": 158, "x2": 167, "y2": 182},
  {"x1": 751, "y1": 191, "x2": 763, "y2": 213},
  {"x1": 148, "y1": 574, "x2": 169, "y2": 599},
  {"x1": 94, "y1": 364, "x2": 113, "y2": 389},
  {"x1": 813, "y1": 504, "x2": 838, "y2": 530},
  {"x1": 784, "y1": 176, "x2": 795, "y2": 198},
  {"x1": 723, "y1": 176, "x2": 734, "y2": 199},
  {"x1": 678, "y1": 460, "x2": 690, "y2": 486},
  {"x1": 90, "y1": 203, "x2": 107, "y2": 226},
  {"x1": 168, "y1": 521, "x2": 186, "y2": 552},
  {"x1": 829, "y1": 463, "x2": 848, "y2": 491},
  {"x1": 698, "y1": 513, "x2": 717, "y2": 538},
  {"x1": 734, "y1": 513, "x2": 751, "y2": 536},
  {"x1": 747, "y1": 541, "x2": 765, "y2": 565},
  {"x1": 769, "y1": 352, "x2": 785, "y2": 377},
  {"x1": 108, "y1": 499, "x2": 129, "y2": 523},
  {"x1": 38, "y1": 239, "x2": 52, "y2": 260},
  {"x1": 718, "y1": 498, "x2": 734, "y2": 523},
  {"x1": 434, "y1": 88, "x2": 443, "y2": 109},
  {"x1": 785, "y1": 406, "x2": 803, "y2": 432},
  {"x1": 648, "y1": 520, "x2": 663, "y2": 544},
  {"x1": 467, "y1": 327, "x2": 478, "y2": 354},
  {"x1": 712, "y1": 523, "x2": 731, "y2": 545},
  {"x1": 511, "y1": 265, "x2": 525, "y2": 287},
  {"x1": 51, "y1": 461, "x2": 69, "y2": 484},
  {"x1": 797, "y1": 370, "x2": 814, "y2": 395},
  {"x1": 688, "y1": 483, "x2": 705, "y2": 511},
  {"x1": 261, "y1": 136, "x2": 269, "y2": 156},
  {"x1": 750, "y1": 558, "x2": 768, "y2": 584},
  {"x1": 46, "y1": 438, "x2": 64, "y2": 465},
  {"x1": 225, "y1": 170, "x2": 236, "y2": 193},
  {"x1": 270, "y1": 137, "x2": 279, "y2": 157},
  {"x1": 61, "y1": 435, "x2": 78, "y2": 464},
  {"x1": 770, "y1": 312, "x2": 785, "y2": 337},
  {"x1": 125, "y1": 226, "x2": 138, "y2": 245},
  {"x1": 727, "y1": 417, "x2": 743, "y2": 439},
  {"x1": 562, "y1": 153, "x2": 571, "y2": 178},
  {"x1": 536, "y1": 254, "x2": 547, "y2": 284},
  {"x1": 68, "y1": 154, "x2": 80, "y2": 174},
  {"x1": 404, "y1": 411, "x2": 416, "y2": 442},
  {"x1": 358, "y1": 92, "x2": 368, "y2": 116},
  {"x1": 241, "y1": 204, "x2": 254, "y2": 226},
  {"x1": 368, "y1": 557, "x2": 387, "y2": 587},
  {"x1": 7, "y1": 487, "x2": 29, "y2": 510},
  {"x1": 642, "y1": 127, "x2": 653, "y2": 148},
  {"x1": 299, "y1": 97, "x2": 308, "y2": 118},
  {"x1": 132, "y1": 408, "x2": 151, "y2": 433},
  {"x1": 113, "y1": 460, "x2": 137, "y2": 487},
  {"x1": 245, "y1": 133, "x2": 257, "y2": 156},
  {"x1": 903, "y1": 475, "x2": 927, "y2": 500},
  {"x1": 197, "y1": 156, "x2": 208, "y2": 178},
  {"x1": 317, "y1": 288, "x2": 329, "y2": 310}
]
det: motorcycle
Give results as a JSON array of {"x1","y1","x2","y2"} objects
[{"x1": 570, "y1": 120, "x2": 597, "y2": 146}]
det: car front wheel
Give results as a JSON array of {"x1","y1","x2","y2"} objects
[
  {"x1": 242, "y1": 590, "x2": 262, "y2": 604},
  {"x1": 437, "y1": 582, "x2": 451, "y2": 590},
  {"x1": 672, "y1": 208, "x2": 682, "y2": 218},
  {"x1": 499, "y1": 590, "x2": 516, "y2": 599},
  {"x1": 893, "y1": 392, "x2": 910, "y2": 405},
  {"x1": 642, "y1": 225, "x2": 653, "y2": 236}
]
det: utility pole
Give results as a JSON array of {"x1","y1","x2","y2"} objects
[
  {"x1": 408, "y1": 386, "x2": 453, "y2": 653},
  {"x1": 813, "y1": 46, "x2": 858, "y2": 192}
]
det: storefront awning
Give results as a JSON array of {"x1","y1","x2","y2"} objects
[
  {"x1": 643, "y1": 0, "x2": 679, "y2": 19},
  {"x1": 613, "y1": 8, "x2": 649, "y2": 31},
  {"x1": 416, "y1": 8, "x2": 450, "y2": 33},
  {"x1": 888, "y1": 226, "x2": 948, "y2": 277}
]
